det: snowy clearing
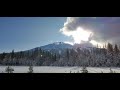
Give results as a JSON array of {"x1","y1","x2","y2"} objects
[{"x1": 0, "y1": 66, "x2": 120, "y2": 73}]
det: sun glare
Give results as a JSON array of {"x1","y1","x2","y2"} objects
[
  {"x1": 90, "y1": 40, "x2": 103, "y2": 48},
  {"x1": 72, "y1": 27, "x2": 93, "y2": 43}
]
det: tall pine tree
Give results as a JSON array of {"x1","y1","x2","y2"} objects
[
  {"x1": 107, "y1": 43, "x2": 113, "y2": 53},
  {"x1": 66, "y1": 49, "x2": 69, "y2": 61},
  {"x1": 114, "y1": 44, "x2": 119, "y2": 54}
]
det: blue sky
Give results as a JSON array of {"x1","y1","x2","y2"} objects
[{"x1": 0, "y1": 17, "x2": 71, "y2": 53}]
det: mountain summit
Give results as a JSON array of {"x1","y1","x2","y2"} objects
[{"x1": 40, "y1": 42, "x2": 73, "y2": 51}]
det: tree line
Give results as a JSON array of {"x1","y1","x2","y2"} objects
[
  {"x1": 0, "y1": 48, "x2": 57, "y2": 66},
  {"x1": 0, "y1": 43, "x2": 120, "y2": 67}
]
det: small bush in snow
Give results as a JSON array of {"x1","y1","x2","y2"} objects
[
  {"x1": 81, "y1": 67, "x2": 88, "y2": 73},
  {"x1": 5, "y1": 66, "x2": 14, "y2": 73},
  {"x1": 28, "y1": 66, "x2": 33, "y2": 73},
  {"x1": 109, "y1": 68, "x2": 114, "y2": 73}
]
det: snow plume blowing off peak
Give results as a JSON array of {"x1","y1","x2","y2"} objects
[{"x1": 60, "y1": 17, "x2": 120, "y2": 47}]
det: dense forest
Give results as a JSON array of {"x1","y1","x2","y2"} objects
[{"x1": 0, "y1": 43, "x2": 120, "y2": 67}]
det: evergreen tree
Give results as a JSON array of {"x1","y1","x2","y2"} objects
[
  {"x1": 19, "y1": 51, "x2": 23, "y2": 58},
  {"x1": 114, "y1": 44, "x2": 119, "y2": 54},
  {"x1": 28, "y1": 65, "x2": 33, "y2": 73},
  {"x1": 5, "y1": 66, "x2": 14, "y2": 73},
  {"x1": 66, "y1": 49, "x2": 69, "y2": 61},
  {"x1": 0, "y1": 52, "x2": 6, "y2": 60},
  {"x1": 96, "y1": 44, "x2": 99, "y2": 48},
  {"x1": 107, "y1": 43, "x2": 113, "y2": 52},
  {"x1": 105, "y1": 43, "x2": 107, "y2": 49},
  {"x1": 54, "y1": 53, "x2": 57, "y2": 61},
  {"x1": 39, "y1": 48, "x2": 42, "y2": 53},
  {"x1": 34, "y1": 48, "x2": 39, "y2": 57},
  {"x1": 81, "y1": 67, "x2": 88, "y2": 73},
  {"x1": 11, "y1": 50, "x2": 15, "y2": 59}
]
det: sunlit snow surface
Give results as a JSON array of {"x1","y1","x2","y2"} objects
[{"x1": 0, "y1": 66, "x2": 120, "y2": 73}]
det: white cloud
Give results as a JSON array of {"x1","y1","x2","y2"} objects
[
  {"x1": 60, "y1": 17, "x2": 120, "y2": 47},
  {"x1": 60, "y1": 17, "x2": 95, "y2": 45}
]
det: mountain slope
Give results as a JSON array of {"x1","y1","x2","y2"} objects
[
  {"x1": 40, "y1": 42, "x2": 73, "y2": 54},
  {"x1": 40, "y1": 42, "x2": 73, "y2": 50}
]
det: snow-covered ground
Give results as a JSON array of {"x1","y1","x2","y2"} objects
[{"x1": 0, "y1": 66, "x2": 120, "y2": 73}]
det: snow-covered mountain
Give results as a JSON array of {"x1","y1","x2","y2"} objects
[
  {"x1": 27, "y1": 42, "x2": 96, "y2": 55},
  {"x1": 26, "y1": 42, "x2": 73, "y2": 55},
  {"x1": 40, "y1": 42, "x2": 73, "y2": 50},
  {"x1": 40, "y1": 42, "x2": 73, "y2": 54}
]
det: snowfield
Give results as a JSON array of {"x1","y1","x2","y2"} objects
[{"x1": 1, "y1": 66, "x2": 120, "y2": 73}]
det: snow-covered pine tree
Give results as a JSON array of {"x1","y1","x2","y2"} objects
[
  {"x1": 81, "y1": 66, "x2": 88, "y2": 73},
  {"x1": 66, "y1": 48, "x2": 70, "y2": 61},
  {"x1": 53, "y1": 53, "x2": 57, "y2": 61},
  {"x1": 28, "y1": 65, "x2": 33, "y2": 73},
  {"x1": 107, "y1": 43, "x2": 113, "y2": 53},
  {"x1": 114, "y1": 44, "x2": 119, "y2": 54},
  {"x1": 109, "y1": 68, "x2": 114, "y2": 73},
  {"x1": 107, "y1": 43, "x2": 114, "y2": 67},
  {"x1": 5, "y1": 66, "x2": 14, "y2": 73},
  {"x1": 11, "y1": 50, "x2": 15, "y2": 60},
  {"x1": 112, "y1": 44, "x2": 120, "y2": 67}
]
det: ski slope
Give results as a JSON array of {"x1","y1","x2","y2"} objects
[{"x1": 0, "y1": 66, "x2": 120, "y2": 73}]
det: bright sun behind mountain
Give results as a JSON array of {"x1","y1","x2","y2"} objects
[{"x1": 72, "y1": 27, "x2": 93, "y2": 43}]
